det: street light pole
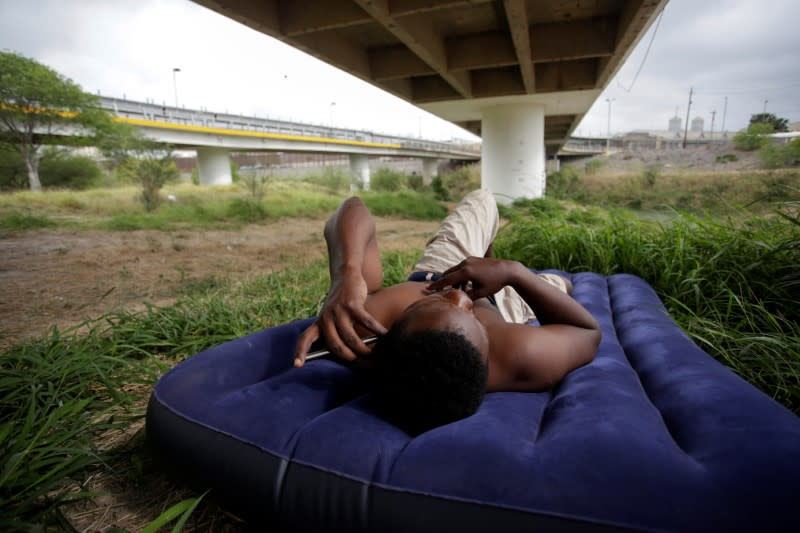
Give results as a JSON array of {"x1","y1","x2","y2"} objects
[
  {"x1": 329, "y1": 101, "x2": 336, "y2": 127},
  {"x1": 172, "y1": 68, "x2": 181, "y2": 108},
  {"x1": 605, "y1": 97, "x2": 615, "y2": 152}
]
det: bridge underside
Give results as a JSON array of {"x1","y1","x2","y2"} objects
[{"x1": 192, "y1": 0, "x2": 666, "y2": 200}]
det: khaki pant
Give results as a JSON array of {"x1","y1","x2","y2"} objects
[{"x1": 413, "y1": 189, "x2": 567, "y2": 324}]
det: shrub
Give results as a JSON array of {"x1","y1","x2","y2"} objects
[
  {"x1": 434, "y1": 165, "x2": 481, "y2": 201},
  {"x1": 304, "y1": 166, "x2": 351, "y2": 192},
  {"x1": 371, "y1": 167, "x2": 407, "y2": 192},
  {"x1": 362, "y1": 191, "x2": 447, "y2": 220},
  {"x1": 407, "y1": 173, "x2": 424, "y2": 191},
  {"x1": 39, "y1": 153, "x2": 102, "y2": 190},
  {"x1": 733, "y1": 122, "x2": 774, "y2": 151},
  {"x1": 226, "y1": 197, "x2": 267, "y2": 222},
  {"x1": 715, "y1": 153, "x2": 738, "y2": 164},
  {"x1": 641, "y1": 165, "x2": 660, "y2": 187},
  {"x1": 758, "y1": 139, "x2": 800, "y2": 169},
  {"x1": 117, "y1": 156, "x2": 180, "y2": 211},
  {"x1": 584, "y1": 159, "x2": 606, "y2": 175},
  {"x1": 0, "y1": 149, "x2": 27, "y2": 189},
  {"x1": 546, "y1": 167, "x2": 581, "y2": 199},
  {"x1": 239, "y1": 172, "x2": 271, "y2": 198}
]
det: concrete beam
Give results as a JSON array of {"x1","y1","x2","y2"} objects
[
  {"x1": 531, "y1": 17, "x2": 617, "y2": 64},
  {"x1": 293, "y1": 31, "x2": 371, "y2": 79},
  {"x1": 375, "y1": 78, "x2": 415, "y2": 100},
  {"x1": 472, "y1": 67, "x2": 525, "y2": 98},
  {"x1": 596, "y1": 0, "x2": 667, "y2": 88},
  {"x1": 412, "y1": 76, "x2": 463, "y2": 103},
  {"x1": 193, "y1": 0, "x2": 280, "y2": 34},
  {"x1": 353, "y1": 0, "x2": 473, "y2": 98},
  {"x1": 281, "y1": 0, "x2": 371, "y2": 35},
  {"x1": 370, "y1": 46, "x2": 435, "y2": 80},
  {"x1": 535, "y1": 59, "x2": 598, "y2": 92},
  {"x1": 503, "y1": 0, "x2": 536, "y2": 93},
  {"x1": 390, "y1": 0, "x2": 494, "y2": 16},
  {"x1": 447, "y1": 32, "x2": 517, "y2": 71}
]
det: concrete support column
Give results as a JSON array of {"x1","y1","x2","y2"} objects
[
  {"x1": 421, "y1": 158, "x2": 438, "y2": 186},
  {"x1": 196, "y1": 147, "x2": 232, "y2": 185},
  {"x1": 481, "y1": 103, "x2": 546, "y2": 204},
  {"x1": 350, "y1": 154, "x2": 370, "y2": 191}
]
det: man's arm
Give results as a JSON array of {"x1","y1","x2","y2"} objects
[
  {"x1": 294, "y1": 197, "x2": 388, "y2": 367},
  {"x1": 428, "y1": 257, "x2": 601, "y2": 390}
]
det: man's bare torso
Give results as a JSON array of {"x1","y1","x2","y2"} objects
[{"x1": 361, "y1": 281, "x2": 545, "y2": 391}]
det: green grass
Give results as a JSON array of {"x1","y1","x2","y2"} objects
[
  {"x1": 362, "y1": 191, "x2": 447, "y2": 219},
  {"x1": 0, "y1": 181, "x2": 447, "y2": 232},
  {"x1": 0, "y1": 211, "x2": 56, "y2": 232},
  {"x1": 496, "y1": 200, "x2": 800, "y2": 411}
]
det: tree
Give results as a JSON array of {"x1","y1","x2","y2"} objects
[
  {"x1": 750, "y1": 113, "x2": 789, "y2": 133},
  {"x1": 733, "y1": 122, "x2": 774, "y2": 151},
  {"x1": 100, "y1": 121, "x2": 180, "y2": 210},
  {"x1": 0, "y1": 51, "x2": 111, "y2": 191}
]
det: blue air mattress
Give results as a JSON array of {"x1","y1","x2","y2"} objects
[{"x1": 146, "y1": 273, "x2": 800, "y2": 531}]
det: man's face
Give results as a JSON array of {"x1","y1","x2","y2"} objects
[{"x1": 399, "y1": 288, "x2": 490, "y2": 362}]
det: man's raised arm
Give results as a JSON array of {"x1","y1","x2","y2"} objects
[
  {"x1": 428, "y1": 257, "x2": 600, "y2": 389},
  {"x1": 294, "y1": 197, "x2": 388, "y2": 367}
]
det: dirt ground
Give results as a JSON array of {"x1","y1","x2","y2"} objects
[{"x1": 0, "y1": 217, "x2": 440, "y2": 347}]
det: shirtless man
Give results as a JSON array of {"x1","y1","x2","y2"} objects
[{"x1": 294, "y1": 190, "x2": 600, "y2": 433}]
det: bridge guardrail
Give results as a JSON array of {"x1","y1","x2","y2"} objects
[{"x1": 100, "y1": 96, "x2": 480, "y2": 157}]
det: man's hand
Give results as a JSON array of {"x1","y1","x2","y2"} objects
[
  {"x1": 294, "y1": 267, "x2": 387, "y2": 368},
  {"x1": 428, "y1": 257, "x2": 520, "y2": 300}
]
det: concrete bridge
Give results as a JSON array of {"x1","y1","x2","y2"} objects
[
  {"x1": 100, "y1": 96, "x2": 480, "y2": 187},
  {"x1": 192, "y1": 0, "x2": 667, "y2": 202}
]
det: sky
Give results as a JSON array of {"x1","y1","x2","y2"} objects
[{"x1": 0, "y1": 0, "x2": 798, "y2": 141}]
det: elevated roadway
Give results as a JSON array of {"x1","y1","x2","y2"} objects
[
  {"x1": 101, "y1": 96, "x2": 479, "y2": 186},
  {"x1": 192, "y1": 0, "x2": 667, "y2": 201}
]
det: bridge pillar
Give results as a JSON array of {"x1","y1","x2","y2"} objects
[
  {"x1": 421, "y1": 159, "x2": 438, "y2": 186},
  {"x1": 481, "y1": 103, "x2": 546, "y2": 204},
  {"x1": 196, "y1": 148, "x2": 232, "y2": 185},
  {"x1": 350, "y1": 154, "x2": 370, "y2": 191}
]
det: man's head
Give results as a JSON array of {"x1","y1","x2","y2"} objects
[{"x1": 372, "y1": 289, "x2": 489, "y2": 434}]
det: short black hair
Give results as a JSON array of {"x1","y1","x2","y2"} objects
[{"x1": 372, "y1": 325, "x2": 488, "y2": 434}]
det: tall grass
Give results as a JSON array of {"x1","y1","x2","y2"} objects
[
  {"x1": 496, "y1": 199, "x2": 800, "y2": 411},
  {"x1": 559, "y1": 168, "x2": 800, "y2": 211}
]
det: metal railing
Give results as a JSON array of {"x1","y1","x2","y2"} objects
[{"x1": 99, "y1": 96, "x2": 480, "y2": 157}]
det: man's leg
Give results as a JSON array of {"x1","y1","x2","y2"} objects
[{"x1": 413, "y1": 189, "x2": 498, "y2": 274}]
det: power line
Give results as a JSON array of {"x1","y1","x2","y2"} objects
[{"x1": 617, "y1": 7, "x2": 665, "y2": 93}]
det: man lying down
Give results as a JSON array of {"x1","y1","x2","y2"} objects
[{"x1": 294, "y1": 190, "x2": 601, "y2": 433}]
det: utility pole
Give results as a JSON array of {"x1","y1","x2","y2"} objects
[
  {"x1": 721, "y1": 96, "x2": 728, "y2": 137},
  {"x1": 172, "y1": 68, "x2": 181, "y2": 107},
  {"x1": 682, "y1": 87, "x2": 693, "y2": 149},
  {"x1": 709, "y1": 110, "x2": 716, "y2": 140},
  {"x1": 763, "y1": 99, "x2": 768, "y2": 114},
  {"x1": 605, "y1": 97, "x2": 615, "y2": 152}
]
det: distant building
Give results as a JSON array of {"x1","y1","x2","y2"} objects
[
  {"x1": 668, "y1": 115, "x2": 682, "y2": 132},
  {"x1": 691, "y1": 116, "x2": 704, "y2": 133}
]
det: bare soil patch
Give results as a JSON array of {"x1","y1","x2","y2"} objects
[{"x1": 0, "y1": 217, "x2": 439, "y2": 347}]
